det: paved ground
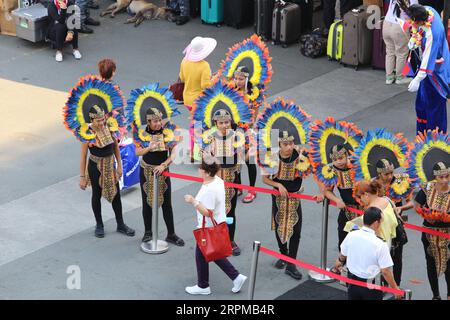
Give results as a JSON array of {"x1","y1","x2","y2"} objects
[{"x1": 0, "y1": 0, "x2": 449, "y2": 300}]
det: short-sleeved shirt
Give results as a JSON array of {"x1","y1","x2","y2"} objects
[
  {"x1": 195, "y1": 176, "x2": 227, "y2": 229},
  {"x1": 341, "y1": 227, "x2": 394, "y2": 279},
  {"x1": 179, "y1": 59, "x2": 212, "y2": 107}
]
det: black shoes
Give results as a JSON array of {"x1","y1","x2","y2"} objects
[
  {"x1": 285, "y1": 263, "x2": 302, "y2": 280},
  {"x1": 117, "y1": 224, "x2": 135, "y2": 236},
  {"x1": 142, "y1": 231, "x2": 152, "y2": 243},
  {"x1": 88, "y1": 3, "x2": 99, "y2": 9},
  {"x1": 85, "y1": 17, "x2": 100, "y2": 26},
  {"x1": 95, "y1": 225, "x2": 105, "y2": 238},
  {"x1": 165, "y1": 234, "x2": 185, "y2": 247},
  {"x1": 78, "y1": 24, "x2": 94, "y2": 34},
  {"x1": 274, "y1": 259, "x2": 287, "y2": 269},
  {"x1": 231, "y1": 241, "x2": 241, "y2": 256},
  {"x1": 176, "y1": 16, "x2": 189, "y2": 25},
  {"x1": 432, "y1": 296, "x2": 442, "y2": 300}
]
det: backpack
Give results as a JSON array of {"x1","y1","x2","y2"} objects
[{"x1": 300, "y1": 29, "x2": 327, "y2": 59}]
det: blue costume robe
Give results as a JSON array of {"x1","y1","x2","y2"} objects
[{"x1": 414, "y1": 7, "x2": 450, "y2": 134}]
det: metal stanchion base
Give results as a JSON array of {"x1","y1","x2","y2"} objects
[
  {"x1": 140, "y1": 240, "x2": 169, "y2": 254},
  {"x1": 308, "y1": 268, "x2": 335, "y2": 283}
]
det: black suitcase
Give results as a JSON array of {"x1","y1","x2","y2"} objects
[
  {"x1": 254, "y1": 0, "x2": 275, "y2": 41},
  {"x1": 272, "y1": 1, "x2": 302, "y2": 47},
  {"x1": 224, "y1": 0, "x2": 253, "y2": 29},
  {"x1": 190, "y1": 0, "x2": 200, "y2": 17}
]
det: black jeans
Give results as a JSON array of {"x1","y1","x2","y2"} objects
[
  {"x1": 47, "y1": 23, "x2": 79, "y2": 51},
  {"x1": 348, "y1": 283, "x2": 383, "y2": 300},
  {"x1": 337, "y1": 209, "x2": 350, "y2": 251},
  {"x1": 391, "y1": 242, "x2": 404, "y2": 286},
  {"x1": 140, "y1": 170, "x2": 175, "y2": 236},
  {"x1": 236, "y1": 160, "x2": 257, "y2": 187},
  {"x1": 88, "y1": 159, "x2": 124, "y2": 227}
]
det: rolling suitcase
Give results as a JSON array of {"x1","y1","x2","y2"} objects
[
  {"x1": 201, "y1": 0, "x2": 224, "y2": 25},
  {"x1": 224, "y1": 0, "x2": 253, "y2": 29},
  {"x1": 327, "y1": 20, "x2": 343, "y2": 61},
  {"x1": 342, "y1": 6, "x2": 373, "y2": 70},
  {"x1": 272, "y1": 1, "x2": 302, "y2": 47},
  {"x1": 371, "y1": 19, "x2": 385, "y2": 70},
  {"x1": 255, "y1": 0, "x2": 275, "y2": 41}
]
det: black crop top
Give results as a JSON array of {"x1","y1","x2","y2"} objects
[{"x1": 89, "y1": 143, "x2": 114, "y2": 158}]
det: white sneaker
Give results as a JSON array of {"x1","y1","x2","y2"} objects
[
  {"x1": 185, "y1": 285, "x2": 211, "y2": 295},
  {"x1": 231, "y1": 274, "x2": 247, "y2": 293},
  {"x1": 395, "y1": 76, "x2": 412, "y2": 85},
  {"x1": 55, "y1": 51, "x2": 63, "y2": 62},
  {"x1": 73, "y1": 50, "x2": 82, "y2": 60}
]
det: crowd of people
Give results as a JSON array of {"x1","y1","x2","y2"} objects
[{"x1": 60, "y1": 1, "x2": 450, "y2": 300}]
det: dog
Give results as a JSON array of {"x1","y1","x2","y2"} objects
[
  {"x1": 100, "y1": 0, "x2": 132, "y2": 18},
  {"x1": 125, "y1": 1, "x2": 170, "y2": 27}
]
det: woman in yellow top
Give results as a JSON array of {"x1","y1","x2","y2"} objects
[
  {"x1": 179, "y1": 36, "x2": 220, "y2": 161},
  {"x1": 348, "y1": 180, "x2": 399, "y2": 248}
]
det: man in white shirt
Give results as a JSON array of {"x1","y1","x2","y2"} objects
[{"x1": 334, "y1": 207, "x2": 403, "y2": 300}]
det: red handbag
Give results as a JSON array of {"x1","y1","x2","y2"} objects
[
  {"x1": 169, "y1": 78, "x2": 184, "y2": 103},
  {"x1": 193, "y1": 213, "x2": 232, "y2": 262}
]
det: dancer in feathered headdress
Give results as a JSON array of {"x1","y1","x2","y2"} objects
[
  {"x1": 408, "y1": 129, "x2": 450, "y2": 299},
  {"x1": 309, "y1": 117, "x2": 363, "y2": 259},
  {"x1": 193, "y1": 80, "x2": 253, "y2": 256},
  {"x1": 219, "y1": 34, "x2": 273, "y2": 107},
  {"x1": 353, "y1": 128, "x2": 414, "y2": 204},
  {"x1": 351, "y1": 128, "x2": 414, "y2": 285},
  {"x1": 257, "y1": 98, "x2": 312, "y2": 280},
  {"x1": 219, "y1": 34, "x2": 273, "y2": 204},
  {"x1": 125, "y1": 83, "x2": 184, "y2": 247},
  {"x1": 63, "y1": 75, "x2": 135, "y2": 238}
]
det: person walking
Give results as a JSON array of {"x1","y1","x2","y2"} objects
[{"x1": 184, "y1": 160, "x2": 247, "y2": 295}]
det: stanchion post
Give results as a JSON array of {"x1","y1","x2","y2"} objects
[
  {"x1": 151, "y1": 173, "x2": 159, "y2": 250},
  {"x1": 404, "y1": 289, "x2": 412, "y2": 300},
  {"x1": 248, "y1": 241, "x2": 261, "y2": 300},
  {"x1": 309, "y1": 198, "x2": 334, "y2": 283},
  {"x1": 140, "y1": 172, "x2": 169, "y2": 254}
]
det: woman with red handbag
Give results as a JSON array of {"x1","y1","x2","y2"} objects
[{"x1": 184, "y1": 160, "x2": 247, "y2": 295}]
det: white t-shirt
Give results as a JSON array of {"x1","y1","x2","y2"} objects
[
  {"x1": 386, "y1": 0, "x2": 418, "y2": 24},
  {"x1": 195, "y1": 176, "x2": 227, "y2": 229},
  {"x1": 341, "y1": 227, "x2": 394, "y2": 279}
]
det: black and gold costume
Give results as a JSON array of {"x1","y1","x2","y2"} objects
[
  {"x1": 206, "y1": 127, "x2": 242, "y2": 242},
  {"x1": 409, "y1": 130, "x2": 450, "y2": 299},
  {"x1": 415, "y1": 182, "x2": 450, "y2": 298},
  {"x1": 332, "y1": 164, "x2": 362, "y2": 249},
  {"x1": 271, "y1": 148, "x2": 307, "y2": 260},
  {"x1": 87, "y1": 126, "x2": 126, "y2": 228},
  {"x1": 139, "y1": 127, "x2": 177, "y2": 239}
]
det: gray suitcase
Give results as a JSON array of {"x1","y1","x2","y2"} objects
[
  {"x1": 272, "y1": 1, "x2": 302, "y2": 48},
  {"x1": 342, "y1": 5, "x2": 373, "y2": 70},
  {"x1": 12, "y1": 3, "x2": 48, "y2": 43}
]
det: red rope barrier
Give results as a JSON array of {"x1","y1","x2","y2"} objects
[
  {"x1": 259, "y1": 246, "x2": 406, "y2": 297},
  {"x1": 162, "y1": 171, "x2": 450, "y2": 240}
]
